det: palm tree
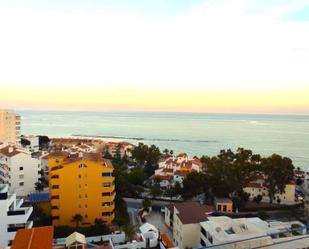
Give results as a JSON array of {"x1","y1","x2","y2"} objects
[
  {"x1": 94, "y1": 218, "x2": 105, "y2": 227},
  {"x1": 163, "y1": 149, "x2": 169, "y2": 156},
  {"x1": 71, "y1": 214, "x2": 83, "y2": 228}
]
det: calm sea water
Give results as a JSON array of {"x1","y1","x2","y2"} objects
[{"x1": 19, "y1": 111, "x2": 309, "y2": 169}]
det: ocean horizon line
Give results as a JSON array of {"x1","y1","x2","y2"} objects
[{"x1": 17, "y1": 109, "x2": 309, "y2": 117}]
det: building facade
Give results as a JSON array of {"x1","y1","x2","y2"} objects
[
  {"x1": 49, "y1": 151, "x2": 115, "y2": 227},
  {"x1": 0, "y1": 109, "x2": 21, "y2": 146},
  {"x1": 0, "y1": 184, "x2": 33, "y2": 248},
  {"x1": 199, "y1": 216, "x2": 307, "y2": 249},
  {"x1": 166, "y1": 202, "x2": 214, "y2": 249},
  {"x1": 0, "y1": 146, "x2": 41, "y2": 197}
]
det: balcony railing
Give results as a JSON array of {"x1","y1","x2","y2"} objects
[
  {"x1": 7, "y1": 207, "x2": 32, "y2": 216},
  {"x1": 7, "y1": 224, "x2": 25, "y2": 232}
]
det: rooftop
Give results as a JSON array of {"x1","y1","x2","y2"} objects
[
  {"x1": 0, "y1": 145, "x2": 21, "y2": 157},
  {"x1": 174, "y1": 202, "x2": 214, "y2": 224},
  {"x1": 11, "y1": 226, "x2": 54, "y2": 249}
]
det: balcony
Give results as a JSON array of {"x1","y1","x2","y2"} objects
[
  {"x1": 15, "y1": 198, "x2": 23, "y2": 208},
  {"x1": 102, "y1": 176, "x2": 115, "y2": 183},
  {"x1": 102, "y1": 185, "x2": 115, "y2": 193},
  {"x1": 50, "y1": 166, "x2": 63, "y2": 171},
  {"x1": 101, "y1": 205, "x2": 115, "y2": 213},
  {"x1": 102, "y1": 193, "x2": 116, "y2": 202},
  {"x1": 7, "y1": 206, "x2": 33, "y2": 224}
]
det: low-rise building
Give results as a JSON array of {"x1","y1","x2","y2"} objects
[
  {"x1": 49, "y1": 151, "x2": 116, "y2": 227},
  {"x1": 0, "y1": 145, "x2": 41, "y2": 196},
  {"x1": 243, "y1": 173, "x2": 296, "y2": 204},
  {"x1": 11, "y1": 223, "x2": 159, "y2": 249},
  {"x1": 104, "y1": 142, "x2": 134, "y2": 158},
  {"x1": 214, "y1": 198, "x2": 233, "y2": 213},
  {"x1": 151, "y1": 154, "x2": 203, "y2": 188},
  {"x1": 166, "y1": 202, "x2": 214, "y2": 249},
  {"x1": 199, "y1": 216, "x2": 308, "y2": 249},
  {"x1": 0, "y1": 184, "x2": 33, "y2": 248}
]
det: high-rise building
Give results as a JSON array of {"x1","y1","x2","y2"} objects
[
  {"x1": 0, "y1": 109, "x2": 21, "y2": 146},
  {"x1": 48, "y1": 151, "x2": 115, "y2": 227},
  {"x1": 0, "y1": 184, "x2": 33, "y2": 248},
  {"x1": 0, "y1": 145, "x2": 41, "y2": 197}
]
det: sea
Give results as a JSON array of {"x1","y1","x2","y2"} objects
[{"x1": 19, "y1": 110, "x2": 309, "y2": 170}]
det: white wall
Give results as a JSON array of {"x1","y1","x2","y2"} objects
[{"x1": 9, "y1": 152, "x2": 40, "y2": 196}]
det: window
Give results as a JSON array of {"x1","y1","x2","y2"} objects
[
  {"x1": 102, "y1": 192, "x2": 113, "y2": 197},
  {"x1": 78, "y1": 174, "x2": 81, "y2": 179},
  {"x1": 78, "y1": 204, "x2": 81, "y2": 208},
  {"x1": 78, "y1": 194, "x2": 81, "y2": 199},
  {"x1": 223, "y1": 205, "x2": 227, "y2": 212},
  {"x1": 19, "y1": 174, "x2": 24, "y2": 179},
  {"x1": 19, "y1": 167, "x2": 23, "y2": 171},
  {"x1": 85, "y1": 184, "x2": 88, "y2": 188},
  {"x1": 102, "y1": 212, "x2": 113, "y2": 217},
  {"x1": 79, "y1": 164, "x2": 87, "y2": 168},
  {"x1": 85, "y1": 194, "x2": 88, "y2": 198},
  {"x1": 52, "y1": 185, "x2": 59, "y2": 189},
  {"x1": 85, "y1": 214, "x2": 88, "y2": 218},
  {"x1": 102, "y1": 202, "x2": 113, "y2": 207},
  {"x1": 19, "y1": 182, "x2": 24, "y2": 186},
  {"x1": 217, "y1": 204, "x2": 222, "y2": 211},
  {"x1": 85, "y1": 204, "x2": 88, "y2": 208},
  {"x1": 102, "y1": 172, "x2": 112, "y2": 177},
  {"x1": 103, "y1": 183, "x2": 112, "y2": 187}
]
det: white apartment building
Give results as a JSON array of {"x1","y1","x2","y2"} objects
[
  {"x1": 0, "y1": 146, "x2": 41, "y2": 197},
  {"x1": 0, "y1": 110, "x2": 21, "y2": 146},
  {"x1": 0, "y1": 184, "x2": 33, "y2": 248},
  {"x1": 199, "y1": 216, "x2": 308, "y2": 249},
  {"x1": 166, "y1": 202, "x2": 214, "y2": 249},
  {"x1": 104, "y1": 141, "x2": 134, "y2": 158},
  {"x1": 243, "y1": 180, "x2": 296, "y2": 204}
]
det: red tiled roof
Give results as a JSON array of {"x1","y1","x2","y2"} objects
[
  {"x1": 161, "y1": 234, "x2": 175, "y2": 248},
  {"x1": 11, "y1": 226, "x2": 54, "y2": 249},
  {"x1": 151, "y1": 175, "x2": 173, "y2": 181},
  {"x1": 0, "y1": 146, "x2": 21, "y2": 157},
  {"x1": 174, "y1": 170, "x2": 189, "y2": 177},
  {"x1": 162, "y1": 168, "x2": 173, "y2": 173},
  {"x1": 177, "y1": 153, "x2": 188, "y2": 158},
  {"x1": 174, "y1": 202, "x2": 214, "y2": 224}
]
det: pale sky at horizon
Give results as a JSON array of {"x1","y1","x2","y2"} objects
[{"x1": 0, "y1": 0, "x2": 309, "y2": 114}]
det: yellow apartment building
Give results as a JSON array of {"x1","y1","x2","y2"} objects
[{"x1": 48, "y1": 151, "x2": 115, "y2": 227}]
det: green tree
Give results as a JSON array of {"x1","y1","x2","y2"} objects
[
  {"x1": 182, "y1": 172, "x2": 208, "y2": 200},
  {"x1": 71, "y1": 214, "x2": 83, "y2": 228},
  {"x1": 163, "y1": 148, "x2": 170, "y2": 156},
  {"x1": 261, "y1": 154, "x2": 294, "y2": 203},
  {"x1": 142, "y1": 198, "x2": 152, "y2": 211},
  {"x1": 150, "y1": 184, "x2": 163, "y2": 198}
]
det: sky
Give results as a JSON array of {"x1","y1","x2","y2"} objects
[{"x1": 0, "y1": 0, "x2": 309, "y2": 114}]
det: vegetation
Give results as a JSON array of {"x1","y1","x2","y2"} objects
[
  {"x1": 38, "y1": 135, "x2": 50, "y2": 150},
  {"x1": 71, "y1": 214, "x2": 83, "y2": 228},
  {"x1": 54, "y1": 221, "x2": 111, "y2": 238}
]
